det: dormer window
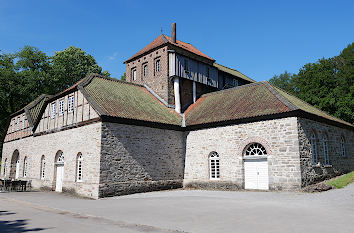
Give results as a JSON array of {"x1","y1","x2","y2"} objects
[
  {"x1": 59, "y1": 99, "x2": 64, "y2": 116},
  {"x1": 132, "y1": 68, "x2": 137, "y2": 81},
  {"x1": 156, "y1": 59, "x2": 160, "y2": 73},
  {"x1": 51, "y1": 102, "x2": 56, "y2": 119},
  {"x1": 143, "y1": 64, "x2": 148, "y2": 77}
]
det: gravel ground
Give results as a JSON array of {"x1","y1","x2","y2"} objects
[{"x1": 1, "y1": 184, "x2": 354, "y2": 233}]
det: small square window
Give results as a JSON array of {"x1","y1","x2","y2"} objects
[
  {"x1": 51, "y1": 102, "x2": 56, "y2": 119},
  {"x1": 59, "y1": 99, "x2": 64, "y2": 116}
]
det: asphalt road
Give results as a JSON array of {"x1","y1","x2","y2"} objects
[{"x1": 1, "y1": 184, "x2": 354, "y2": 233}]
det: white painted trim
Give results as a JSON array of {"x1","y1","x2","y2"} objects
[
  {"x1": 193, "y1": 81, "x2": 196, "y2": 103},
  {"x1": 174, "y1": 77, "x2": 181, "y2": 113}
]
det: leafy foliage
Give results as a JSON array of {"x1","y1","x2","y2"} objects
[
  {"x1": 120, "y1": 72, "x2": 126, "y2": 81},
  {"x1": 0, "y1": 46, "x2": 108, "y2": 156},
  {"x1": 269, "y1": 43, "x2": 354, "y2": 124}
]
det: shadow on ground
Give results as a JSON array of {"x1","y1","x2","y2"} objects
[{"x1": 0, "y1": 211, "x2": 46, "y2": 232}]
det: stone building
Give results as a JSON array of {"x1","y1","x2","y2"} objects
[{"x1": 1, "y1": 24, "x2": 353, "y2": 198}]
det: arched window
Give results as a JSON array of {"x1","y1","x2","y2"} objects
[
  {"x1": 323, "y1": 134, "x2": 330, "y2": 165},
  {"x1": 40, "y1": 156, "x2": 46, "y2": 179},
  {"x1": 310, "y1": 132, "x2": 318, "y2": 165},
  {"x1": 4, "y1": 158, "x2": 7, "y2": 177},
  {"x1": 23, "y1": 157, "x2": 28, "y2": 178},
  {"x1": 209, "y1": 152, "x2": 220, "y2": 180},
  {"x1": 244, "y1": 143, "x2": 267, "y2": 157},
  {"x1": 341, "y1": 136, "x2": 347, "y2": 158},
  {"x1": 56, "y1": 151, "x2": 64, "y2": 163},
  {"x1": 76, "y1": 153, "x2": 83, "y2": 182}
]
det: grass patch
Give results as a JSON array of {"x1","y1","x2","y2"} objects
[{"x1": 327, "y1": 171, "x2": 354, "y2": 189}]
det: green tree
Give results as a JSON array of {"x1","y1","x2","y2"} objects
[
  {"x1": 0, "y1": 45, "x2": 110, "y2": 157},
  {"x1": 270, "y1": 42, "x2": 354, "y2": 124},
  {"x1": 269, "y1": 71, "x2": 295, "y2": 94},
  {"x1": 50, "y1": 46, "x2": 103, "y2": 93},
  {"x1": 120, "y1": 72, "x2": 126, "y2": 81}
]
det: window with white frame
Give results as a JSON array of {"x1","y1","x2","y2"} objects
[
  {"x1": 323, "y1": 134, "x2": 330, "y2": 165},
  {"x1": 58, "y1": 99, "x2": 64, "y2": 116},
  {"x1": 156, "y1": 59, "x2": 160, "y2": 73},
  {"x1": 23, "y1": 157, "x2": 28, "y2": 177},
  {"x1": 76, "y1": 153, "x2": 83, "y2": 182},
  {"x1": 11, "y1": 119, "x2": 15, "y2": 133},
  {"x1": 340, "y1": 136, "x2": 347, "y2": 157},
  {"x1": 22, "y1": 114, "x2": 26, "y2": 129},
  {"x1": 132, "y1": 68, "x2": 137, "y2": 81},
  {"x1": 41, "y1": 156, "x2": 46, "y2": 179},
  {"x1": 51, "y1": 102, "x2": 56, "y2": 119},
  {"x1": 16, "y1": 117, "x2": 20, "y2": 131},
  {"x1": 143, "y1": 64, "x2": 148, "y2": 77},
  {"x1": 310, "y1": 132, "x2": 318, "y2": 165},
  {"x1": 68, "y1": 95, "x2": 74, "y2": 113},
  {"x1": 209, "y1": 152, "x2": 220, "y2": 180}
]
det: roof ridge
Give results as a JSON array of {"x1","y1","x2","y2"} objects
[
  {"x1": 213, "y1": 63, "x2": 256, "y2": 83},
  {"x1": 80, "y1": 73, "x2": 145, "y2": 88},
  {"x1": 267, "y1": 82, "x2": 353, "y2": 126},
  {"x1": 201, "y1": 82, "x2": 263, "y2": 98},
  {"x1": 262, "y1": 81, "x2": 298, "y2": 111}
]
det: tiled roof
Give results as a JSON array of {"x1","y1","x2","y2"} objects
[
  {"x1": 10, "y1": 94, "x2": 51, "y2": 127},
  {"x1": 185, "y1": 83, "x2": 291, "y2": 126},
  {"x1": 164, "y1": 35, "x2": 214, "y2": 61},
  {"x1": 26, "y1": 94, "x2": 51, "y2": 127},
  {"x1": 124, "y1": 34, "x2": 214, "y2": 63},
  {"x1": 213, "y1": 63, "x2": 255, "y2": 83},
  {"x1": 185, "y1": 82, "x2": 353, "y2": 128},
  {"x1": 82, "y1": 75, "x2": 182, "y2": 126}
]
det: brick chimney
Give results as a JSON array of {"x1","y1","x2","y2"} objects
[{"x1": 172, "y1": 23, "x2": 176, "y2": 43}]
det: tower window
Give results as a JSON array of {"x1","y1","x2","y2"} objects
[
  {"x1": 184, "y1": 59, "x2": 189, "y2": 73},
  {"x1": 132, "y1": 68, "x2": 137, "y2": 81},
  {"x1": 156, "y1": 59, "x2": 160, "y2": 73},
  {"x1": 143, "y1": 64, "x2": 148, "y2": 77}
]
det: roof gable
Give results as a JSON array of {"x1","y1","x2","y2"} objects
[{"x1": 124, "y1": 34, "x2": 214, "y2": 63}]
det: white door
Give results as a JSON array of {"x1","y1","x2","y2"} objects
[
  {"x1": 15, "y1": 160, "x2": 20, "y2": 179},
  {"x1": 55, "y1": 165, "x2": 64, "y2": 192},
  {"x1": 244, "y1": 159, "x2": 269, "y2": 190}
]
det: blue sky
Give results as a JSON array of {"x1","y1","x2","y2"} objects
[{"x1": 1, "y1": 0, "x2": 353, "y2": 82}]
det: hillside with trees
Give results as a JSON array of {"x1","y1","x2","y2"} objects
[
  {"x1": 269, "y1": 43, "x2": 354, "y2": 124},
  {"x1": 0, "y1": 46, "x2": 111, "y2": 156}
]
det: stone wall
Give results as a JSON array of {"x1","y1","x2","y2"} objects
[
  {"x1": 298, "y1": 118, "x2": 354, "y2": 186},
  {"x1": 1, "y1": 122, "x2": 102, "y2": 199},
  {"x1": 184, "y1": 117, "x2": 302, "y2": 191},
  {"x1": 99, "y1": 122, "x2": 185, "y2": 197}
]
